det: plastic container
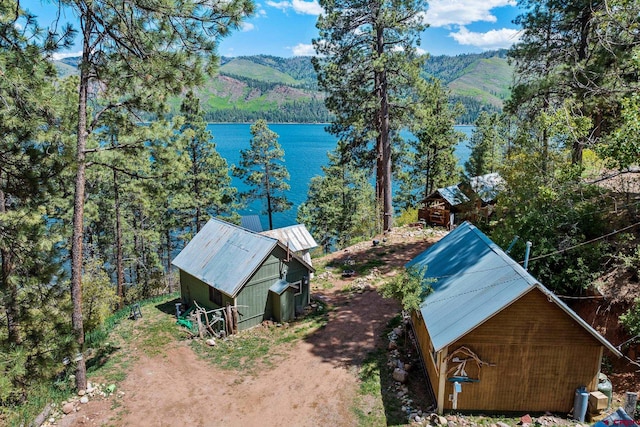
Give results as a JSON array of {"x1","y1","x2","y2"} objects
[
  {"x1": 574, "y1": 386, "x2": 589, "y2": 422},
  {"x1": 598, "y1": 373, "x2": 613, "y2": 410}
]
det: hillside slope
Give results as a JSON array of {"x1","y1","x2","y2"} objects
[{"x1": 53, "y1": 51, "x2": 513, "y2": 123}]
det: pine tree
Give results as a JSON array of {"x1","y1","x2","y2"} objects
[
  {"x1": 313, "y1": 0, "x2": 428, "y2": 231},
  {"x1": 50, "y1": 0, "x2": 254, "y2": 391},
  {"x1": 174, "y1": 91, "x2": 237, "y2": 235},
  {"x1": 395, "y1": 80, "x2": 464, "y2": 210},
  {"x1": 298, "y1": 148, "x2": 375, "y2": 251},
  {"x1": 233, "y1": 120, "x2": 291, "y2": 230},
  {"x1": 465, "y1": 112, "x2": 506, "y2": 178}
]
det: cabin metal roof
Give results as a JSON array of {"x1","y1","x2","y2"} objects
[
  {"x1": 427, "y1": 184, "x2": 470, "y2": 206},
  {"x1": 240, "y1": 215, "x2": 264, "y2": 232},
  {"x1": 172, "y1": 218, "x2": 279, "y2": 297},
  {"x1": 407, "y1": 222, "x2": 621, "y2": 356},
  {"x1": 469, "y1": 172, "x2": 503, "y2": 203},
  {"x1": 260, "y1": 224, "x2": 318, "y2": 252}
]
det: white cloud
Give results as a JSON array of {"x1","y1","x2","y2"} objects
[
  {"x1": 291, "y1": 43, "x2": 316, "y2": 56},
  {"x1": 424, "y1": 0, "x2": 516, "y2": 27},
  {"x1": 266, "y1": 0, "x2": 290, "y2": 11},
  {"x1": 266, "y1": 0, "x2": 322, "y2": 15},
  {"x1": 51, "y1": 51, "x2": 83, "y2": 60},
  {"x1": 291, "y1": 0, "x2": 322, "y2": 15},
  {"x1": 241, "y1": 22, "x2": 255, "y2": 31},
  {"x1": 449, "y1": 26, "x2": 521, "y2": 50}
]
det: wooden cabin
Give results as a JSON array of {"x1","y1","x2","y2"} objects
[
  {"x1": 418, "y1": 184, "x2": 476, "y2": 229},
  {"x1": 407, "y1": 222, "x2": 621, "y2": 414},
  {"x1": 172, "y1": 218, "x2": 314, "y2": 332},
  {"x1": 418, "y1": 174, "x2": 503, "y2": 228}
]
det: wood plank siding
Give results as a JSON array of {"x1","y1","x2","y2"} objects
[
  {"x1": 411, "y1": 311, "x2": 440, "y2": 398},
  {"x1": 446, "y1": 288, "x2": 601, "y2": 412},
  {"x1": 418, "y1": 287, "x2": 604, "y2": 413}
]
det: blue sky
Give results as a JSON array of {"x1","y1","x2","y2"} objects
[{"x1": 23, "y1": 0, "x2": 523, "y2": 59}]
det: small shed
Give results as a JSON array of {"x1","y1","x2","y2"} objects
[
  {"x1": 407, "y1": 222, "x2": 621, "y2": 414},
  {"x1": 260, "y1": 224, "x2": 318, "y2": 267},
  {"x1": 172, "y1": 218, "x2": 314, "y2": 332},
  {"x1": 418, "y1": 184, "x2": 475, "y2": 228}
]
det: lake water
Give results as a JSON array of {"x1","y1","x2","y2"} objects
[{"x1": 209, "y1": 123, "x2": 473, "y2": 230}]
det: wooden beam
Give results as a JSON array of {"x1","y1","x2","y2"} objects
[{"x1": 437, "y1": 346, "x2": 448, "y2": 414}]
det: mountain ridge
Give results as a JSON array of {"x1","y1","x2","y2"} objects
[{"x1": 54, "y1": 50, "x2": 513, "y2": 124}]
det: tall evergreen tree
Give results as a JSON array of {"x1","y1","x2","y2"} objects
[
  {"x1": 174, "y1": 91, "x2": 236, "y2": 235},
  {"x1": 313, "y1": 0, "x2": 428, "y2": 231},
  {"x1": 298, "y1": 148, "x2": 375, "y2": 251},
  {"x1": 465, "y1": 112, "x2": 506, "y2": 177},
  {"x1": 395, "y1": 80, "x2": 464, "y2": 210},
  {"x1": 233, "y1": 120, "x2": 291, "y2": 230},
  {"x1": 50, "y1": 0, "x2": 253, "y2": 391},
  {"x1": 0, "y1": 0, "x2": 75, "y2": 402}
]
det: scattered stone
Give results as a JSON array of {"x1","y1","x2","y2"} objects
[
  {"x1": 49, "y1": 417, "x2": 55, "y2": 424},
  {"x1": 80, "y1": 396, "x2": 89, "y2": 404},
  {"x1": 392, "y1": 367, "x2": 408, "y2": 383},
  {"x1": 206, "y1": 338, "x2": 216, "y2": 346},
  {"x1": 77, "y1": 389, "x2": 86, "y2": 396},
  {"x1": 496, "y1": 422, "x2": 511, "y2": 427},
  {"x1": 62, "y1": 402, "x2": 75, "y2": 414}
]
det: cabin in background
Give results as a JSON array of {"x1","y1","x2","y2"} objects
[
  {"x1": 418, "y1": 173, "x2": 503, "y2": 229},
  {"x1": 407, "y1": 222, "x2": 621, "y2": 414}
]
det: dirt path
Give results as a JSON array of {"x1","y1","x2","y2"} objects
[{"x1": 53, "y1": 227, "x2": 437, "y2": 427}]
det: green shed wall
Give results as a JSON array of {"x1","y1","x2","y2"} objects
[
  {"x1": 179, "y1": 270, "x2": 233, "y2": 309},
  {"x1": 179, "y1": 246, "x2": 312, "y2": 332}
]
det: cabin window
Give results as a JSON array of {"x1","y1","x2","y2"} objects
[
  {"x1": 209, "y1": 287, "x2": 222, "y2": 306},
  {"x1": 291, "y1": 280, "x2": 303, "y2": 296}
]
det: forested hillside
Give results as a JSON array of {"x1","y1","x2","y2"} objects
[{"x1": 55, "y1": 51, "x2": 512, "y2": 123}]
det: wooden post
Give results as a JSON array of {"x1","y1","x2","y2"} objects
[{"x1": 624, "y1": 392, "x2": 638, "y2": 418}]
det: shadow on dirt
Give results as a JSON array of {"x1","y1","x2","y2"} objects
[
  {"x1": 86, "y1": 342, "x2": 121, "y2": 373},
  {"x1": 325, "y1": 239, "x2": 434, "y2": 277},
  {"x1": 154, "y1": 297, "x2": 181, "y2": 316}
]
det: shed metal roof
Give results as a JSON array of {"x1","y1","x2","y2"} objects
[
  {"x1": 172, "y1": 218, "x2": 279, "y2": 297},
  {"x1": 260, "y1": 224, "x2": 318, "y2": 252},
  {"x1": 469, "y1": 172, "x2": 503, "y2": 203},
  {"x1": 407, "y1": 222, "x2": 621, "y2": 356}
]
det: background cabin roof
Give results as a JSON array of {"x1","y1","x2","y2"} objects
[
  {"x1": 407, "y1": 222, "x2": 621, "y2": 356},
  {"x1": 260, "y1": 224, "x2": 318, "y2": 252},
  {"x1": 172, "y1": 218, "x2": 280, "y2": 297},
  {"x1": 468, "y1": 172, "x2": 503, "y2": 203},
  {"x1": 425, "y1": 184, "x2": 471, "y2": 206},
  {"x1": 240, "y1": 215, "x2": 264, "y2": 232}
]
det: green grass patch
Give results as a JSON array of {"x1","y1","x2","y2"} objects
[
  {"x1": 192, "y1": 300, "x2": 330, "y2": 374},
  {"x1": 351, "y1": 315, "x2": 407, "y2": 427},
  {"x1": 354, "y1": 259, "x2": 385, "y2": 275}
]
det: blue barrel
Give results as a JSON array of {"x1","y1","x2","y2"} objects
[{"x1": 574, "y1": 386, "x2": 589, "y2": 422}]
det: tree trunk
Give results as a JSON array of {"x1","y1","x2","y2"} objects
[
  {"x1": 114, "y1": 168, "x2": 125, "y2": 309},
  {"x1": 265, "y1": 163, "x2": 273, "y2": 230},
  {"x1": 376, "y1": 25, "x2": 392, "y2": 231},
  {"x1": 0, "y1": 184, "x2": 22, "y2": 345},
  {"x1": 70, "y1": 28, "x2": 91, "y2": 391},
  {"x1": 166, "y1": 226, "x2": 173, "y2": 293}
]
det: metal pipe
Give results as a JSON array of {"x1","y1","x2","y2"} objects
[
  {"x1": 505, "y1": 235, "x2": 519, "y2": 254},
  {"x1": 524, "y1": 241, "x2": 532, "y2": 270}
]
